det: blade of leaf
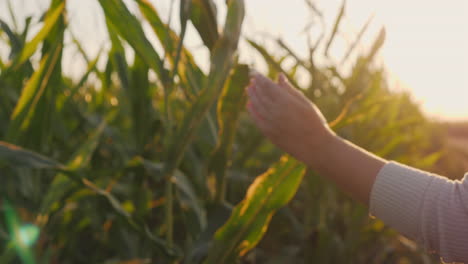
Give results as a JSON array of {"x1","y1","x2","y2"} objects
[
  {"x1": 324, "y1": 0, "x2": 346, "y2": 57},
  {"x1": 136, "y1": 0, "x2": 205, "y2": 96},
  {"x1": 0, "y1": 141, "x2": 64, "y2": 170},
  {"x1": 190, "y1": 0, "x2": 219, "y2": 50},
  {"x1": 206, "y1": 64, "x2": 249, "y2": 202},
  {"x1": 56, "y1": 51, "x2": 101, "y2": 111},
  {"x1": 164, "y1": 0, "x2": 245, "y2": 177},
  {"x1": 204, "y1": 156, "x2": 306, "y2": 264},
  {"x1": 161, "y1": 0, "x2": 244, "y2": 246},
  {"x1": 6, "y1": 42, "x2": 62, "y2": 143},
  {"x1": 247, "y1": 39, "x2": 301, "y2": 89},
  {"x1": 39, "y1": 121, "x2": 108, "y2": 216},
  {"x1": 12, "y1": 2, "x2": 65, "y2": 68},
  {"x1": 340, "y1": 14, "x2": 374, "y2": 64},
  {"x1": 97, "y1": 0, "x2": 165, "y2": 81}
]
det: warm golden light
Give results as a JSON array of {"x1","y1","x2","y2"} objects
[
  {"x1": 243, "y1": 0, "x2": 468, "y2": 121},
  {"x1": 1, "y1": 0, "x2": 466, "y2": 120}
]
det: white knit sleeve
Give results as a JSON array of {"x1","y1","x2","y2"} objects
[{"x1": 369, "y1": 162, "x2": 468, "y2": 263}]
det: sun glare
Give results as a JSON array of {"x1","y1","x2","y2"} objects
[{"x1": 246, "y1": 0, "x2": 468, "y2": 121}]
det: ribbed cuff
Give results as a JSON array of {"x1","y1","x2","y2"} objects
[{"x1": 369, "y1": 162, "x2": 434, "y2": 240}]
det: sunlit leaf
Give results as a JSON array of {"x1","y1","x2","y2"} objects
[
  {"x1": 14, "y1": 2, "x2": 65, "y2": 67},
  {"x1": 6, "y1": 43, "x2": 62, "y2": 143},
  {"x1": 163, "y1": 0, "x2": 245, "y2": 177},
  {"x1": 206, "y1": 64, "x2": 249, "y2": 202},
  {"x1": 204, "y1": 156, "x2": 305, "y2": 263},
  {"x1": 97, "y1": 0, "x2": 165, "y2": 80},
  {"x1": 136, "y1": 0, "x2": 205, "y2": 96}
]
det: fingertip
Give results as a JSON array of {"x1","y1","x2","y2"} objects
[
  {"x1": 279, "y1": 73, "x2": 289, "y2": 85},
  {"x1": 278, "y1": 72, "x2": 285, "y2": 81}
]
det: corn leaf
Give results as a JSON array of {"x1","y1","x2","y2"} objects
[
  {"x1": 57, "y1": 52, "x2": 101, "y2": 111},
  {"x1": 340, "y1": 14, "x2": 374, "y2": 64},
  {"x1": 247, "y1": 39, "x2": 301, "y2": 89},
  {"x1": 136, "y1": 0, "x2": 205, "y2": 96},
  {"x1": 0, "y1": 141, "x2": 64, "y2": 170},
  {"x1": 97, "y1": 0, "x2": 165, "y2": 80},
  {"x1": 365, "y1": 27, "x2": 386, "y2": 63},
  {"x1": 14, "y1": 2, "x2": 65, "y2": 68},
  {"x1": 0, "y1": 19, "x2": 22, "y2": 58},
  {"x1": 130, "y1": 55, "x2": 155, "y2": 151},
  {"x1": 163, "y1": 0, "x2": 245, "y2": 176},
  {"x1": 324, "y1": 0, "x2": 345, "y2": 57},
  {"x1": 190, "y1": 0, "x2": 219, "y2": 51},
  {"x1": 206, "y1": 64, "x2": 249, "y2": 202},
  {"x1": 204, "y1": 156, "x2": 306, "y2": 263},
  {"x1": 39, "y1": 121, "x2": 108, "y2": 215},
  {"x1": 6, "y1": 43, "x2": 62, "y2": 143}
]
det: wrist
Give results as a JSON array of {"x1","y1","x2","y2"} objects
[{"x1": 305, "y1": 129, "x2": 340, "y2": 169}]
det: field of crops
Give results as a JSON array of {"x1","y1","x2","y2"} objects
[{"x1": 0, "y1": 0, "x2": 464, "y2": 263}]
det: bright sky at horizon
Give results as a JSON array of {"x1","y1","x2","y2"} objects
[{"x1": 1, "y1": 0, "x2": 467, "y2": 121}]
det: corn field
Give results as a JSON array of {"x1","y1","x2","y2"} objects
[{"x1": 0, "y1": 0, "x2": 462, "y2": 263}]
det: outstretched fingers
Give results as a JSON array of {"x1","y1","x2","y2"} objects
[
  {"x1": 277, "y1": 73, "x2": 309, "y2": 106},
  {"x1": 246, "y1": 80, "x2": 271, "y2": 121},
  {"x1": 247, "y1": 101, "x2": 280, "y2": 140},
  {"x1": 252, "y1": 73, "x2": 283, "y2": 105}
]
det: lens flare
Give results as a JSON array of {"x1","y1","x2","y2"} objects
[
  {"x1": 3, "y1": 199, "x2": 38, "y2": 264},
  {"x1": 18, "y1": 225, "x2": 40, "y2": 247}
]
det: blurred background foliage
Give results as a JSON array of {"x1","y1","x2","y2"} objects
[{"x1": 0, "y1": 0, "x2": 466, "y2": 263}]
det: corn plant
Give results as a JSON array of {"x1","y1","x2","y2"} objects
[{"x1": 0, "y1": 0, "x2": 459, "y2": 263}]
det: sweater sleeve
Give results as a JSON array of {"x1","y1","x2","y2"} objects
[{"x1": 369, "y1": 162, "x2": 468, "y2": 263}]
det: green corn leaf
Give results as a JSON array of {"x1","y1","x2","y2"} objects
[
  {"x1": 97, "y1": 0, "x2": 165, "y2": 81},
  {"x1": 70, "y1": 30, "x2": 90, "y2": 63},
  {"x1": 136, "y1": 0, "x2": 205, "y2": 96},
  {"x1": 345, "y1": 27, "x2": 386, "y2": 94},
  {"x1": 57, "y1": 51, "x2": 101, "y2": 111},
  {"x1": 163, "y1": 0, "x2": 245, "y2": 177},
  {"x1": 247, "y1": 39, "x2": 302, "y2": 89},
  {"x1": 13, "y1": 2, "x2": 65, "y2": 68},
  {"x1": 130, "y1": 55, "x2": 155, "y2": 151},
  {"x1": 39, "y1": 121, "x2": 108, "y2": 215},
  {"x1": 6, "y1": 42, "x2": 62, "y2": 143},
  {"x1": 137, "y1": 158, "x2": 207, "y2": 231},
  {"x1": 173, "y1": 169, "x2": 207, "y2": 230},
  {"x1": 0, "y1": 19, "x2": 22, "y2": 58},
  {"x1": 107, "y1": 20, "x2": 131, "y2": 92},
  {"x1": 174, "y1": 0, "x2": 192, "y2": 79},
  {"x1": 204, "y1": 156, "x2": 306, "y2": 264},
  {"x1": 0, "y1": 141, "x2": 64, "y2": 170},
  {"x1": 19, "y1": 17, "x2": 33, "y2": 44},
  {"x1": 206, "y1": 64, "x2": 249, "y2": 202},
  {"x1": 190, "y1": 0, "x2": 219, "y2": 51},
  {"x1": 7, "y1": 0, "x2": 18, "y2": 31},
  {"x1": 161, "y1": 0, "x2": 244, "y2": 246}
]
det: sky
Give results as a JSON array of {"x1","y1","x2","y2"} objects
[{"x1": 1, "y1": 0, "x2": 467, "y2": 121}]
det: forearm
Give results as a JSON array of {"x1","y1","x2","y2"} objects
[{"x1": 306, "y1": 134, "x2": 387, "y2": 206}]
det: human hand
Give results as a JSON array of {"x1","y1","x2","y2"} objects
[{"x1": 246, "y1": 73, "x2": 335, "y2": 166}]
